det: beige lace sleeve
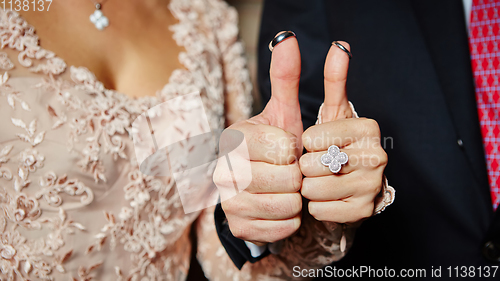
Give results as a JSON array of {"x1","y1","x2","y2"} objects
[{"x1": 214, "y1": 2, "x2": 253, "y2": 126}]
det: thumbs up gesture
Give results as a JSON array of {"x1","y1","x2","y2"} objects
[
  {"x1": 214, "y1": 34, "x2": 304, "y2": 245},
  {"x1": 214, "y1": 33, "x2": 388, "y2": 246},
  {"x1": 299, "y1": 42, "x2": 387, "y2": 224}
]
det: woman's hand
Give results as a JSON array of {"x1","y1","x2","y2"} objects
[{"x1": 299, "y1": 42, "x2": 387, "y2": 223}]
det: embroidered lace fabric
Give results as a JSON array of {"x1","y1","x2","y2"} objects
[{"x1": 0, "y1": 1, "x2": 350, "y2": 280}]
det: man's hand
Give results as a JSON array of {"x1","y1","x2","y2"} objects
[
  {"x1": 214, "y1": 34, "x2": 304, "y2": 244},
  {"x1": 299, "y1": 42, "x2": 387, "y2": 223}
]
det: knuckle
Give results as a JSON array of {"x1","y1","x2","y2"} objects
[
  {"x1": 301, "y1": 129, "x2": 317, "y2": 152},
  {"x1": 368, "y1": 147, "x2": 387, "y2": 166},
  {"x1": 221, "y1": 198, "x2": 236, "y2": 215},
  {"x1": 300, "y1": 178, "x2": 312, "y2": 199},
  {"x1": 357, "y1": 203, "x2": 374, "y2": 221},
  {"x1": 221, "y1": 194, "x2": 249, "y2": 216},
  {"x1": 289, "y1": 193, "x2": 303, "y2": 215},
  {"x1": 378, "y1": 149, "x2": 388, "y2": 166},
  {"x1": 290, "y1": 164, "x2": 303, "y2": 192},
  {"x1": 368, "y1": 178, "x2": 383, "y2": 196},
  {"x1": 213, "y1": 165, "x2": 232, "y2": 187},
  {"x1": 360, "y1": 118, "x2": 381, "y2": 136},
  {"x1": 308, "y1": 203, "x2": 322, "y2": 221},
  {"x1": 282, "y1": 143, "x2": 297, "y2": 164},
  {"x1": 212, "y1": 172, "x2": 224, "y2": 187},
  {"x1": 290, "y1": 219, "x2": 301, "y2": 234},
  {"x1": 300, "y1": 153, "x2": 318, "y2": 172},
  {"x1": 275, "y1": 129, "x2": 292, "y2": 144},
  {"x1": 363, "y1": 204, "x2": 375, "y2": 219},
  {"x1": 262, "y1": 194, "x2": 301, "y2": 218},
  {"x1": 272, "y1": 131, "x2": 298, "y2": 164},
  {"x1": 358, "y1": 148, "x2": 387, "y2": 169},
  {"x1": 227, "y1": 220, "x2": 248, "y2": 240},
  {"x1": 298, "y1": 154, "x2": 308, "y2": 170},
  {"x1": 358, "y1": 176, "x2": 382, "y2": 196},
  {"x1": 212, "y1": 166, "x2": 222, "y2": 185},
  {"x1": 273, "y1": 219, "x2": 301, "y2": 241}
]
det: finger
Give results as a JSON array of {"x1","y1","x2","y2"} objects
[
  {"x1": 301, "y1": 171, "x2": 382, "y2": 201},
  {"x1": 299, "y1": 145, "x2": 388, "y2": 178},
  {"x1": 302, "y1": 118, "x2": 381, "y2": 152},
  {"x1": 261, "y1": 31, "x2": 303, "y2": 139},
  {"x1": 226, "y1": 215, "x2": 301, "y2": 243},
  {"x1": 322, "y1": 41, "x2": 353, "y2": 121},
  {"x1": 299, "y1": 150, "x2": 356, "y2": 177},
  {"x1": 301, "y1": 175, "x2": 355, "y2": 201},
  {"x1": 308, "y1": 199, "x2": 374, "y2": 223},
  {"x1": 244, "y1": 161, "x2": 302, "y2": 194},
  {"x1": 223, "y1": 192, "x2": 302, "y2": 220}
]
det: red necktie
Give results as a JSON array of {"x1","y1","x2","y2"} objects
[{"x1": 469, "y1": 0, "x2": 500, "y2": 210}]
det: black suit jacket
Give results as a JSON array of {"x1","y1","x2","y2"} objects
[{"x1": 215, "y1": 0, "x2": 500, "y2": 278}]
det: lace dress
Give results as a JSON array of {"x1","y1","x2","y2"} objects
[{"x1": 0, "y1": 1, "x2": 351, "y2": 280}]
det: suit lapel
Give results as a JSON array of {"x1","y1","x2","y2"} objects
[{"x1": 410, "y1": 0, "x2": 492, "y2": 209}]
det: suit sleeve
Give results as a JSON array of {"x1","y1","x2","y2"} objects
[{"x1": 214, "y1": 204, "x2": 270, "y2": 269}]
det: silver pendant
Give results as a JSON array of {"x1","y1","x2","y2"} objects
[{"x1": 90, "y1": 4, "x2": 109, "y2": 30}]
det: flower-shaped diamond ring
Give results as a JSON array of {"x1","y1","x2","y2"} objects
[{"x1": 320, "y1": 145, "x2": 348, "y2": 173}]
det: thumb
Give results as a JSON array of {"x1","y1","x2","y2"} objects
[
  {"x1": 260, "y1": 31, "x2": 303, "y2": 139},
  {"x1": 321, "y1": 41, "x2": 353, "y2": 122}
]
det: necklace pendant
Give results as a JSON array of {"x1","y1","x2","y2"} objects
[{"x1": 90, "y1": 6, "x2": 109, "y2": 30}]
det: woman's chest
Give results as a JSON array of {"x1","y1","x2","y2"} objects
[
  {"x1": 0, "y1": 71, "x2": 222, "y2": 279},
  {"x1": 18, "y1": 1, "x2": 189, "y2": 98}
]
